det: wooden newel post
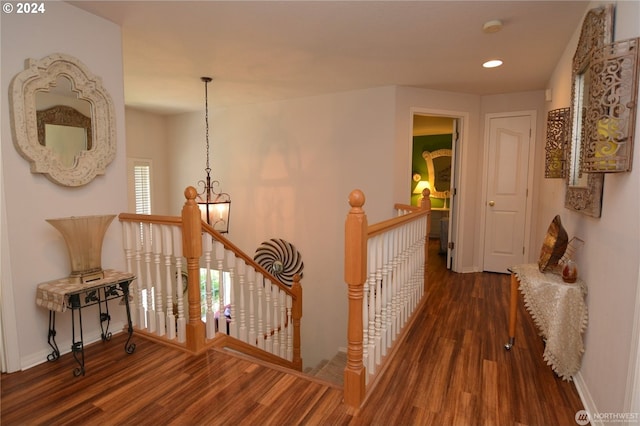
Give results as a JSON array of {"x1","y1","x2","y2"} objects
[
  {"x1": 291, "y1": 274, "x2": 303, "y2": 371},
  {"x1": 344, "y1": 189, "x2": 367, "y2": 409},
  {"x1": 182, "y1": 186, "x2": 205, "y2": 353},
  {"x1": 421, "y1": 188, "x2": 431, "y2": 291}
]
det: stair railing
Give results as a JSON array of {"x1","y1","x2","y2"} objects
[
  {"x1": 343, "y1": 188, "x2": 430, "y2": 408},
  {"x1": 118, "y1": 186, "x2": 302, "y2": 370}
]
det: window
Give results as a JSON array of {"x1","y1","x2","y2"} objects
[{"x1": 131, "y1": 160, "x2": 152, "y2": 214}]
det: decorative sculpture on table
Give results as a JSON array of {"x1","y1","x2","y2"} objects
[
  {"x1": 253, "y1": 238, "x2": 304, "y2": 287},
  {"x1": 46, "y1": 214, "x2": 115, "y2": 283},
  {"x1": 538, "y1": 215, "x2": 569, "y2": 273}
]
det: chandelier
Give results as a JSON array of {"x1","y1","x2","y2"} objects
[{"x1": 196, "y1": 77, "x2": 231, "y2": 233}]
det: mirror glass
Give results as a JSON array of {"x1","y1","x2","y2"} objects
[
  {"x1": 564, "y1": 6, "x2": 612, "y2": 217},
  {"x1": 569, "y1": 69, "x2": 589, "y2": 188},
  {"x1": 35, "y1": 76, "x2": 93, "y2": 168},
  {"x1": 422, "y1": 149, "x2": 452, "y2": 201},
  {"x1": 9, "y1": 53, "x2": 116, "y2": 187},
  {"x1": 432, "y1": 156, "x2": 451, "y2": 192}
]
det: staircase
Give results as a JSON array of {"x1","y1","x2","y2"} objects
[{"x1": 306, "y1": 350, "x2": 347, "y2": 386}]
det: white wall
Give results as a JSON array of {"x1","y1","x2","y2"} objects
[
  {"x1": 124, "y1": 107, "x2": 171, "y2": 215},
  {"x1": 157, "y1": 87, "x2": 398, "y2": 367},
  {"x1": 538, "y1": 1, "x2": 640, "y2": 416},
  {"x1": 1, "y1": 2, "x2": 127, "y2": 370}
]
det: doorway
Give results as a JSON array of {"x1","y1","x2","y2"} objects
[
  {"x1": 411, "y1": 112, "x2": 461, "y2": 270},
  {"x1": 481, "y1": 111, "x2": 536, "y2": 273}
]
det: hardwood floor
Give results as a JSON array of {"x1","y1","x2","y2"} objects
[{"x1": 1, "y1": 239, "x2": 585, "y2": 425}]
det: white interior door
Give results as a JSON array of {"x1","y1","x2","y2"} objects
[{"x1": 482, "y1": 114, "x2": 532, "y2": 273}]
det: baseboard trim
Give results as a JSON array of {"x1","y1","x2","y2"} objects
[
  {"x1": 574, "y1": 371, "x2": 604, "y2": 426},
  {"x1": 20, "y1": 322, "x2": 125, "y2": 371}
]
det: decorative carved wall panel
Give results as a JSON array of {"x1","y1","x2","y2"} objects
[
  {"x1": 582, "y1": 38, "x2": 639, "y2": 173},
  {"x1": 545, "y1": 107, "x2": 570, "y2": 178}
]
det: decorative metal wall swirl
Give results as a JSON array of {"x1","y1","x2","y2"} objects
[{"x1": 253, "y1": 238, "x2": 304, "y2": 287}]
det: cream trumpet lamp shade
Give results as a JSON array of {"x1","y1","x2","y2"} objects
[
  {"x1": 413, "y1": 180, "x2": 432, "y2": 197},
  {"x1": 413, "y1": 180, "x2": 431, "y2": 207},
  {"x1": 46, "y1": 214, "x2": 116, "y2": 283}
]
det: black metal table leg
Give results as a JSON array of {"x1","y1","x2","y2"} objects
[
  {"x1": 69, "y1": 294, "x2": 85, "y2": 376},
  {"x1": 120, "y1": 281, "x2": 136, "y2": 354},
  {"x1": 46, "y1": 311, "x2": 60, "y2": 361},
  {"x1": 99, "y1": 286, "x2": 117, "y2": 341}
]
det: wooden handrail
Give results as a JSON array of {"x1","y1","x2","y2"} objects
[
  {"x1": 393, "y1": 203, "x2": 418, "y2": 211},
  {"x1": 367, "y1": 207, "x2": 429, "y2": 237},
  {"x1": 118, "y1": 213, "x2": 182, "y2": 225}
]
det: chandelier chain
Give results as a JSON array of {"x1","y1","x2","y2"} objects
[{"x1": 204, "y1": 77, "x2": 211, "y2": 173}]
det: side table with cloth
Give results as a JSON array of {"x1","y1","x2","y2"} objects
[
  {"x1": 36, "y1": 269, "x2": 136, "y2": 376},
  {"x1": 506, "y1": 263, "x2": 588, "y2": 381}
]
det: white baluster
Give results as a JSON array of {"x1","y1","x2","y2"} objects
[
  {"x1": 214, "y1": 242, "x2": 225, "y2": 335},
  {"x1": 133, "y1": 222, "x2": 146, "y2": 329},
  {"x1": 246, "y1": 267, "x2": 255, "y2": 345},
  {"x1": 200, "y1": 235, "x2": 212, "y2": 338},
  {"x1": 398, "y1": 225, "x2": 407, "y2": 328},
  {"x1": 153, "y1": 225, "x2": 164, "y2": 336},
  {"x1": 143, "y1": 223, "x2": 156, "y2": 333},
  {"x1": 225, "y1": 251, "x2": 244, "y2": 338},
  {"x1": 405, "y1": 222, "x2": 413, "y2": 313},
  {"x1": 413, "y1": 220, "x2": 422, "y2": 306},
  {"x1": 271, "y1": 284, "x2": 279, "y2": 357},
  {"x1": 231, "y1": 258, "x2": 245, "y2": 342},
  {"x1": 420, "y1": 214, "x2": 427, "y2": 300},
  {"x1": 121, "y1": 221, "x2": 137, "y2": 327},
  {"x1": 401, "y1": 223, "x2": 410, "y2": 326},
  {"x1": 172, "y1": 226, "x2": 186, "y2": 343},
  {"x1": 374, "y1": 235, "x2": 383, "y2": 367},
  {"x1": 220, "y1": 250, "x2": 238, "y2": 337},
  {"x1": 162, "y1": 225, "x2": 175, "y2": 340},
  {"x1": 264, "y1": 279, "x2": 272, "y2": 353},
  {"x1": 366, "y1": 237, "x2": 376, "y2": 374},
  {"x1": 286, "y1": 294, "x2": 293, "y2": 361},
  {"x1": 257, "y1": 275, "x2": 264, "y2": 350},
  {"x1": 279, "y1": 290, "x2": 286, "y2": 357},
  {"x1": 391, "y1": 227, "x2": 400, "y2": 341},
  {"x1": 381, "y1": 232, "x2": 392, "y2": 356}
]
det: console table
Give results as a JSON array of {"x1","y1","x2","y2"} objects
[
  {"x1": 505, "y1": 263, "x2": 588, "y2": 380},
  {"x1": 36, "y1": 269, "x2": 136, "y2": 376}
]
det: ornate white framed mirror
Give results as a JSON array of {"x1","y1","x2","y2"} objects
[
  {"x1": 422, "y1": 149, "x2": 452, "y2": 201},
  {"x1": 9, "y1": 53, "x2": 116, "y2": 187}
]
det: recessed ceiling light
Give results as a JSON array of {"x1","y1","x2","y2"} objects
[{"x1": 483, "y1": 59, "x2": 503, "y2": 68}]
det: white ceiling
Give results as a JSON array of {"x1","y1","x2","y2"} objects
[{"x1": 69, "y1": 1, "x2": 590, "y2": 115}]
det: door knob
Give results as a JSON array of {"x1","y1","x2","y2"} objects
[{"x1": 488, "y1": 200, "x2": 495, "y2": 206}]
